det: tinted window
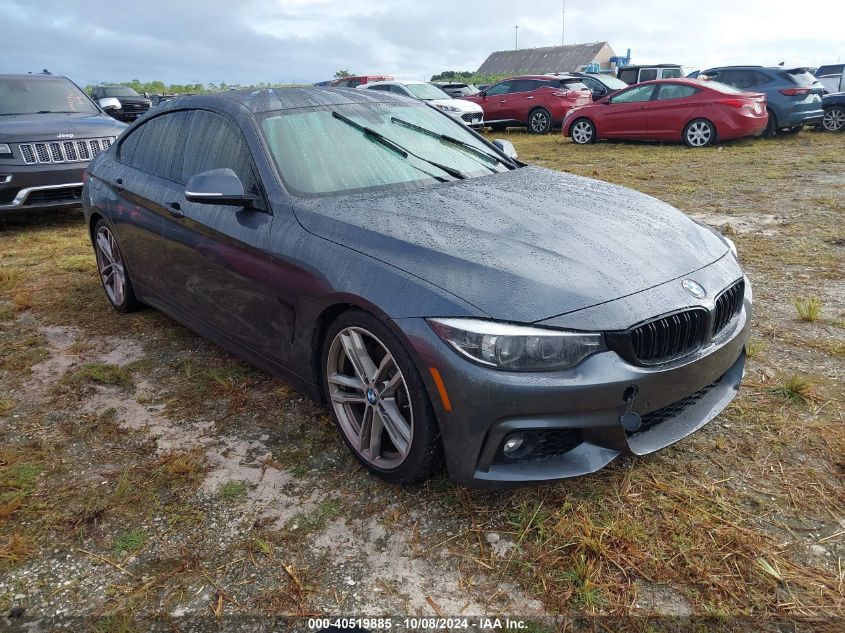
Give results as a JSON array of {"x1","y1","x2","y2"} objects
[
  {"x1": 180, "y1": 110, "x2": 257, "y2": 193},
  {"x1": 558, "y1": 79, "x2": 589, "y2": 91},
  {"x1": 639, "y1": 69, "x2": 658, "y2": 82},
  {"x1": 122, "y1": 111, "x2": 189, "y2": 181},
  {"x1": 618, "y1": 69, "x2": 638, "y2": 84},
  {"x1": 389, "y1": 85, "x2": 410, "y2": 96},
  {"x1": 509, "y1": 80, "x2": 540, "y2": 93},
  {"x1": 611, "y1": 84, "x2": 656, "y2": 103},
  {"x1": 660, "y1": 68, "x2": 682, "y2": 79},
  {"x1": 104, "y1": 86, "x2": 140, "y2": 97},
  {"x1": 816, "y1": 64, "x2": 844, "y2": 77},
  {"x1": 367, "y1": 84, "x2": 391, "y2": 91},
  {"x1": 0, "y1": 77, "x2": 98, "y2": 115},
  {"x1": 580, "y1": 77, "x2": 604, "y2": 94},
  {"x1": 485, "y1": 81, "x2": 512, "y2": 96},
  {"x1": 589, "y1": 75, "x2": 628, "y2": 90},
  {"x1": 718, "y1": 70, "x2": 765, "y2": 89},
  {"x1": 656, "y1": 84, "x2": 697, "y2": 100}
]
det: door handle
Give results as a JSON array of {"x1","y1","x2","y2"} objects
[
  {"x1": 525, "y1": 96, "x2": 534, "y2": 99},
  {"x1": 499, "y1": 100, "x2": 507, "y2": 103},
  {"x1": 167, "y1": 201, "x2": 184, "y2": 218},
  {"x1": 114, "y1": 177, "x2": 124, "y2": 193}
]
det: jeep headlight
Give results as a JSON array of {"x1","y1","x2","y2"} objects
[{"x1": 428, "y1": 318, "x2": 605, "y2": 371}]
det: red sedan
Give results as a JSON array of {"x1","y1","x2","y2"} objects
[{"x1": 562, "y1": 79, "x2": 768, "y2": 147}]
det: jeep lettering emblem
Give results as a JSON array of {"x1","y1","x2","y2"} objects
[
  {"x1": 682, "y1": 279, "x2": 706, "y2": 299},
  {"x1": 57, "y1": 133, "x2": 74, "y2": 139}
]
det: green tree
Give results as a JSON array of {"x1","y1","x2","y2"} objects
[{"x1": 334, "y1": 69, "x2": 353, "y2": 79}]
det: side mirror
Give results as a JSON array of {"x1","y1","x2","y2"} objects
[
  {"x1": 492, "y1": 139, "x2": 518, "y2": 160},
  {"x1": 185, "y1": 168, "x2": 255, "y2": 206},
  {"x1": 99, "y1": 97, "x2": 122, "y2": 112}
]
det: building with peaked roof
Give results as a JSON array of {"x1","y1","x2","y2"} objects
[{"x1": 477, "y1": 41, "x2": 617, "y2": 75}]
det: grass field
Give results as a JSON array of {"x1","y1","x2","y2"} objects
[{"x1": 1, "y1": 130, "x2": 843, "y2": 630}]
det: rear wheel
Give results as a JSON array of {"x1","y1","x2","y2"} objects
[
  {"x1": 822, "y1": 106, "x2": 845, "y2": 132},
  {"x1": 322, "y1": 310, "x2": 443, "y2": 484},
  {"x1": 683, "y1": 118, "x2": 715, "y2": 148},
  {"x1": 762, "y1": 109, "x2": 777, "y2": 138},
  {"x1": 93, "y1": 219, "x2": 141, "y2": 313},
  {"x1": 570, "y1": 118, "x2": 596, "y2": 144},
  {"x1": 527, "y1": 108, "x2": 552, "y2": 134}
]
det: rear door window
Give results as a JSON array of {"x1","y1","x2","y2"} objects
[
  {"x1": 660, "y1": 68, "x2": 682, "y2": 79},
  {"x1": 656, "y1": 84, "x2": 698, "y2": 100},
  {"x1": 509, "y1": 80, "x2": 541, "y2": 93},
  {"x1": 639, "y1": 69, "x2": 658, "y2": 82},
  {"x1": 816, "y1": 64, "x2": 844, "y2": 77}
]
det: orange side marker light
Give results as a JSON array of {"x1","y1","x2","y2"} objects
[{"x1": 429, "y1": 367, "x2": 452, "y2": 412}]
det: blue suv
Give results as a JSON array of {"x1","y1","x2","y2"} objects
[{"x1": 700, "y1": 66, "x2": 825, "y2": 137}]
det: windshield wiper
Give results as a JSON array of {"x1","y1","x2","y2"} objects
[
  {"x1": 331, "y1": 111, "x2": 466, "y2": 181},
  {"x1": 390, "y1": 117, "x2": 515, "y2": 170}
]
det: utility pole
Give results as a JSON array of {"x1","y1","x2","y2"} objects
[
  {"x1": 515, "y1": 25, "x2": 519, "y2": 50},
  {"x1": 562, "y1": 0, "x2": 566, "y2": 46}
]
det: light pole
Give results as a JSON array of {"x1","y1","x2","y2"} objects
[
  {"x1": 562, "y1": 0, "x2": 566, "y2": 46},
  {"x1": 515, "y1": 25, "x2": 519, "y2": 51}
]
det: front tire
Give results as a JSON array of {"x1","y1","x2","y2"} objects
[
  {"x1": 322, "y1": 310, "x2": 443, "y2": 484},
  {"x1": 683, "y1": 118, "x2": 715, "y2": 148},
  {"x1": 527, "y1": 108, "x2": 552, "y2": 134},
  {"x1": 822, "y1": 106, "x2": 845, "y2": 132},
  {"x1": 93, "y1": 219, "x2": 141, "y2": 313},
  {"x1": 489, "y1": 123, "x2": 507, "y2": 132},
  {"x1": 570, "y1": 118, "x2": 596, "y2": 144}
]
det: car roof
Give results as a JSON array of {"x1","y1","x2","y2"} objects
[
  {"x1": 151, "y1": 87, "x2": 415, "y2": 115},
  {"x1": 0, "y1": 73, "x2": 73, "y2": 81},
  {"x1": 511, "y1": 74, "x2": 578, "y2": 80},
  {"x1": 618, "y1": 64, "x2": 682, "y2": 70}
]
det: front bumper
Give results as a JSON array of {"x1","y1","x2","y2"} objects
[
  {"x1": 395, "y1": 281, "x2": 751, "y2": 488},
  {"x1": 0, "y1": 162, "x2": 86, "y2": 213}
]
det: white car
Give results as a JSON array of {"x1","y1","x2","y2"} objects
[
  {"x1": 360, "y1": 80, "x2": 484, "y2": 128},
  {"x1": 816, "y1": 64, "x2": 845, "y2": 94}
]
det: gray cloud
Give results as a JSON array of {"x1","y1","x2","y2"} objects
[{"x1": 1, "y1": 0, "x2": 842, "y2": 86}]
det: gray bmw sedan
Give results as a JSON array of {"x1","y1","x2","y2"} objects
[{"x1": 81, "y1": 88, "x2": 750, "y2": 488}]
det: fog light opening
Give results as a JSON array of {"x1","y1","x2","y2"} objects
[{"x1": 503, "y1": 434, "x2": 525, "y2": 455}]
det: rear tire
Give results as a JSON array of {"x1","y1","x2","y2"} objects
[
  {"x1": 822, "y1": 106, "x2": 845, "y2": 132},
  {"x1": 527, "y1": 108, "x2": 552, "y2": 134},
  {"x1": 321, "y1": 310, "x2": 443, "y2": 485},
  {"x1": 570, "y1": 118, "x2": 596, "y2": 144},
  {"x1": 762, "y1": 109, "x2": 777, "y2": 138},
  {"x1": 93, "y1": 219, "x2": 141, "y2": 313},
  {"x1": 683, "y1": 118, "x2": 715, "y2": 148}
]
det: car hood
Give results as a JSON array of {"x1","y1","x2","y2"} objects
[
  {"x1": 292, "y1": 166, "x2": 729, "y2": 323},
  {"x1": 0, "y1": 112, "x2": 127, "y2": 142}
]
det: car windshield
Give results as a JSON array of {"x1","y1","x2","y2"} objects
[
  {"x1": 0, "y1": 77, "x2": 98, "y2": 115},
  {"x1": 590, "y1": 75, "x2": 628, "y2": 90},
  {"x1": 103, "y1": 86, "x2": 140, "y2": 97},
  {"x1": 260, "y1": 102, "x2": 509, "y2": 197},
  {"x1": 405, "y1": 83, "x2": 450, "y2": 101}
]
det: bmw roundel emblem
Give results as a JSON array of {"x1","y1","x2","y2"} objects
[{"x1": 682, "y1": 279, "x2": 706, "y2": 299}]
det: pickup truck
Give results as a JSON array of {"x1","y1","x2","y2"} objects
[{"x1": 90, "y1": 86, "x2": 151, "y2": 122}]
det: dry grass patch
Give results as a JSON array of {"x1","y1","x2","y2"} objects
[{"x1": 794, "y1": 297, "x2": 822, "y2": 322}]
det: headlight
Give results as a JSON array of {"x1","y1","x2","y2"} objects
[
  {"x1": 0, "y1": 143, "x2": 11, "y2": 157},
  {"x1": 723, "y1": 236, "x2": 738, "y2": 260},
  {"x1": 428, "y1": 318, "x2": 606, "y2": 371},
  {"x1": 436, "y1": 104, "x2": 461, "y2": 113}
]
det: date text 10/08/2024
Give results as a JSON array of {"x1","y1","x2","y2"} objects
[{"x1": 307, "y1": 617, "x2": 532, "y2": 630}]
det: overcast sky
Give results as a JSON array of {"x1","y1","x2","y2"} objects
[{"x1": 1, "y1": 0, "x2": 843, "y2": 86}]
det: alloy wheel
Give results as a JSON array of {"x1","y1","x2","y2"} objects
[
  {"x1": 823, "y1": 107, "x2": 845, "y2": 132},
  {"x1": 572, "y1": 120, "x2": 594, "y2": 144},
  {"x1": 529, "y1": 110, "x2": 550, "y2": 133},
  {"x1": 686, "y1": 121, "x2": 713, "y2": 147},
  {"x1": 95, "y1": 225, "x2": 127, "y2": 306},
  {"x1": 326, "y1": 327, "x2": 414, "y2": 469}
]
